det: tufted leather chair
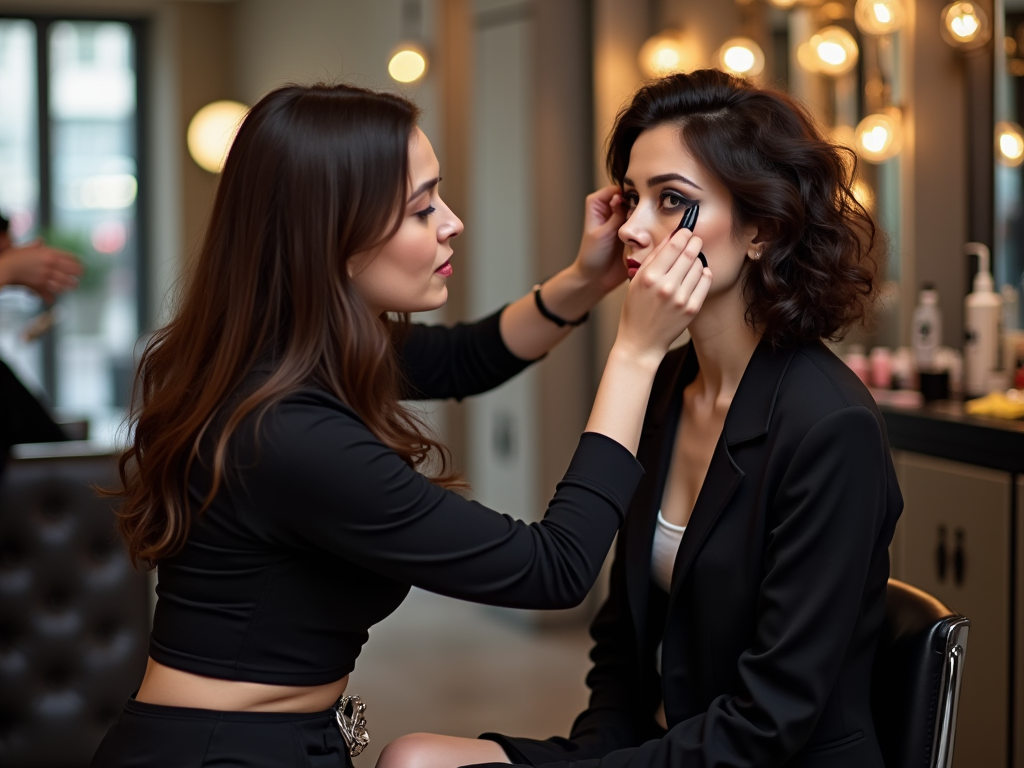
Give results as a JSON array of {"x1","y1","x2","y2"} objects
[
  {"x1": 0, "y1": 442, "x2": 150, "y2": 768},
  {"x1": 872, "y1": 578, "x2": 970, "y2": 768}
]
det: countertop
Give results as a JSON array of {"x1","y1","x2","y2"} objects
[{"x1": 879, "y1": 400, "x2": 1024, "y2": 474}]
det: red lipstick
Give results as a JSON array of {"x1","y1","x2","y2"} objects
[
  {"x1": 626, "y1": 258, "x2": 641, "y2": 279},
  {"x1": 435, "y1": 260, "x2": 453, "y2": 277}
]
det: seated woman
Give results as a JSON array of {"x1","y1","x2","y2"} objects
[{"x1": 379, "y1": 69, "x2": 900, "y2": 768}]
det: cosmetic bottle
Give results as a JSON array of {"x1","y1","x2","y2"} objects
[
  {"x1": 911, "y1": 283, "x2": 942, "y2": 372},
  {"x1": 964, "y1": 242, "x2": 1003, "y2": 397}
]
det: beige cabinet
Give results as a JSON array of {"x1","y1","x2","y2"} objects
[{"x1": 892, "y1": 450, "x2": 1012, "y2": 768}]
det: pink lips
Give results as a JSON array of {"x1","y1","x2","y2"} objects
[
  {"x1": 435, "y1": 260, "x2": 453, "y2": 277},
  {"x1": 626, "y1": 258, "x2": 641, "y2": 279}
]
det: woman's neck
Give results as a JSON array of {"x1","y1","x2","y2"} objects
[{"x1": 685, "y1": 287, "x2": 761, "y2": 405}]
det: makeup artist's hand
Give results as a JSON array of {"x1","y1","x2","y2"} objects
[
  {"x1": 571, "y1": 185, "x2": 627, "y2": 293},
  {"x1": 0, "y1": 239, "x2": 82, "y2": 303},
  {"x1": 614, "y1": 226, "x2": 711, "y2": 367}
]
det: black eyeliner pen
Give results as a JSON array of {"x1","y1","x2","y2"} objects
[{"x1": 675, "y1": 204, "x2": 707, "y2": 268}]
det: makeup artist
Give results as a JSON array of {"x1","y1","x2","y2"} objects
[
  {"x1": 0, "y1": 212, "x2": 81, "y2": 470},
  {"x1": 91, "y1": 82, "x2": 713, "y2": 768},
  {"x1": 380, "y1": 69, "x2": 901, "y2": 768}
]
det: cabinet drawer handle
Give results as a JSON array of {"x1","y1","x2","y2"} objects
[
  {"x1": 937, "y1": 525, "x2": 948, "y2": 582},
  {"x1": 954, "y1": 528, "x2": 965, "y2": 586}
]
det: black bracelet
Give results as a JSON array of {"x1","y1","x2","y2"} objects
[{"x1": 533, "y1": 283, "x2": 589, "y2": 328}]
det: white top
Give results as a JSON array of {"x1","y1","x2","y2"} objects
[
  {"x1": 652, "y1": 511, "x2": 686, "y2": 682},
  {"x1": 651, "y1": 510, "x2": 686, "y2": 593}
]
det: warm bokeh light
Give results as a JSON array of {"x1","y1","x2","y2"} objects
[
  {"x1": 717, "y1": 37, "x2": 765, "y2": 77},
  {"x1": 796, "y1": 41, "x2": 821, "y2": 73},
  {"x1": 996, "y1": 121, "x2": 1024, "y2": 167},
  {"x1": 851, "y1": 179, "x2": 875, "y2": 212},
  {"x1": 768, "y1": 0, "x2": 800, "y2": 7},
  {"x1": 941, "y1": 2, "x2": 991, "y2": 49},
  {"x1": 388, "y1": 46, "x2": 427, "y2": 83},
  {"x1": 639, "y1": 31, "x2": 688, "y2": 78},
  {"x1": 187, "y1": 100, "x2": 248, "y2": 174},
  {"x1": 854, "y1": 0, "x2": 906, "y2": 35},
  {"x1": 811, "y1": 26, "x2": 860, "y2": 76},
  {"x1": 855, "y1": 111, "x2": 903, "y2": 163}
]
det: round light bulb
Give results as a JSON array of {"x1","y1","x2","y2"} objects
[
  {"x1": 854, "y1": 0, "x2": 906, "y2": 35},
  {"x1": 854, "y1": 111, "x2": 903, "y2": 163},
  {"x1": 810, "y1": 26, "x2": 860, "y2": 76},
  {"x1": 717, "y1": 37, "x2": 765, "y2": 77},
  {"x1": 187, "y1": 100, "x2": 248, "y2": 174},
  {"x1": 388, "y1": 45, "x2": 428, "y2": 83},
  {"x1": 940, "y1": 2, "x2": 992, "y2": 49},
  {"x1": 639, "y1": 31, "x2": 688, "y2": 78},
  {"x1": 996, "y1": 121, "x2": 1024, "y2": 167}
]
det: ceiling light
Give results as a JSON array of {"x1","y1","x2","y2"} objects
[
  {"x1": 854, "y1": 0, "x2": 906, "y2": 35},
  {"x1": 187, "y1": 100, "x2": 248, "y2": 174},
  {"x1": 717, "y1": 37, "x2": 765, "y2": 77},
  {"x1": 388, "y1": 43, "x2": 428, "y2": 83},
  {"x1": 811, "y1": 26, "x2": 860, "y2": 76}
]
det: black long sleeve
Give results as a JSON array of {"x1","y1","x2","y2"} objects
[
  {"x1": 396, "y1": 308, "x2": 533, "y2": 401},
  {"x1": 246, "y1": 391, "x2": 642, "y2": 609}
]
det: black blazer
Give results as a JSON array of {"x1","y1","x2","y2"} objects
[{"x1": 486, "y1": 340, "x2": 903, "y2": 768}]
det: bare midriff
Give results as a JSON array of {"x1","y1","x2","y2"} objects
[{"x1": 135, "y1": 657, "x2": 349, "y2": 713}]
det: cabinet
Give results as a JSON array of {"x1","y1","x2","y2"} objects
[{"x1": 892, "y1": 451, "x2": 1012, "y2": 768}]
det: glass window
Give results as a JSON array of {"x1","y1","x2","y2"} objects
[
  {"x1": 0, "y1": 20, "x2": 42, "y2": 391},
  {"x1": 0, "y1": 17, "x2": 141, "y2": 444}
]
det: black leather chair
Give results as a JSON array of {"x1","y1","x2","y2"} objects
[
  {"x1": 0, "y1": 442, "x2": 150, "y2": 768},
  {"x1": 872, "y1": 578, "x2": 970, "y2": 768}
]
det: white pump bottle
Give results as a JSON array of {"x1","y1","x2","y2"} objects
[{"x1": 964, "y1": 242, "x2": 1003, "y2": 397}]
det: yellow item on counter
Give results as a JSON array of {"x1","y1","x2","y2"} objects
[{"x1": 964, "y1": 391, "x2": 1024, "y2": 419}]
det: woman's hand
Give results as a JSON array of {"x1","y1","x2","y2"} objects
[
  {"x1": 571, "y1": 185, "x2": 627, "y2": 293},
  {"x1": 614, "y1": 226, "x2": 712, "y2": 368},
  {"x1": 0, "y1": 240, "x2": 83, "y2": 303},
  {"x1": 584, "y1": 228, "x2": 711, "y2": 455}
]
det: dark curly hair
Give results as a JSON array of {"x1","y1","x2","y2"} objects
[{"x1": 608, "y1": 69, "x2": 880, "y2": 347}]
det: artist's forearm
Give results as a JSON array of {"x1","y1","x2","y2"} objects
[{"x1": 499, "y1": 263, "x2": 609, "y2": 361}]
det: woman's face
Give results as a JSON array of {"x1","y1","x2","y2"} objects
[
  {"x1": 618, "y1": 123, "x2": 759, "y2": 298},
  {"x1": 348, "y1": 127, "x2": 463, "y2": 315}
]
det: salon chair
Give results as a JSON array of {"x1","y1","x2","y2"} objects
[
  {"x1": 0, "y1": 442, "x2": 150, "y2": 768},
  {"x1": 872, "y1": 578, "x2": 969, "y2": 768}
]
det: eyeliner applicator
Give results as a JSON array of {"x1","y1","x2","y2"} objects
[{"x1": 675, "y1": 204, "x2": 708, "y2": 268}]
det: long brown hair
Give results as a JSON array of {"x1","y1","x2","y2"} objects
[
  {"x1": 608, "y1": 70, "x2": 879, "y2": 347},
  {"x1": 113, "y1": 83, "x2": 461, "y2": 569}
]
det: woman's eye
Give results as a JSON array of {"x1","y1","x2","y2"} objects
[
  {"x1": 660, "y1": 191, "x2": 692, "y2": 211},
  {"x1": 415, "y1": 206, "x2": 436, "y2": 221},
  {"x1": 620, "y1": 194, "x2": 638, "y2": 215}
]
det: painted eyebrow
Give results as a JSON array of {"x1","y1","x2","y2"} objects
[
  {"x1": 408, "y1": 176, "x2": 440, "y2": 203},
  {"x1": 622, "y1": 173, "x2": 703, "y2": 191}
]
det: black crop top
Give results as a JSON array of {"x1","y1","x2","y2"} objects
[{"x1": 149, "y1": 309, "x2": 645, "y2": 685}]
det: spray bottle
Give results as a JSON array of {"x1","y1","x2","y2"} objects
[{"x1": 964, "y1": 242, "x2": 1003, "y2": 397}]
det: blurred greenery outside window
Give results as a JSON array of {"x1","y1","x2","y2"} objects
[{"x1": 0, "y1": 17, "x2": 143, "y2": 446}]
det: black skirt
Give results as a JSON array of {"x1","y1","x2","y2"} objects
[{"x1": 91, "y1": 697, "x2": 353, "y2": 768}]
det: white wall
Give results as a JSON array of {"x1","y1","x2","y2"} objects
[{"x1": 232, "y1": 0, "x2": 440, "y2": 144}]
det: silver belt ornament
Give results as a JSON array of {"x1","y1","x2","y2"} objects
[{"x1": 334, "y1": 695, "x2": 370, "y2": 757}]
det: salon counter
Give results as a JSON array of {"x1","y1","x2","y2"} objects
[
  {"x1": 879, "y1": 400, "x2": 1024, "y2": 474},
  {"x1": 878, "y1": 400, "x2": 1024, "y2": 768}
]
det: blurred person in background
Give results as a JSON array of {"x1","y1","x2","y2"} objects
[
  {"x1": 380, "y1": 69, "x2": 900, "y2": 768},
  {"x1": 90, "y1": 82, "x2": 713, "y2": 768},
  {"x1": 0, "y1": 211, "x2": 82, "y2": 470}
]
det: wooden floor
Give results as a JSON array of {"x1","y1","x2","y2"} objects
[{"x1": 347, "y1": 588, "x2": 595, "y2": 767}]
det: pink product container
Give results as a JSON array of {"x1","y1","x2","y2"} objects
[
  {"x1": 869, "y1": 347, "x2": 892, "y2": 389},
  {"x1": 843, "y1": 349, "x2": 870, "y2": 386}
]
